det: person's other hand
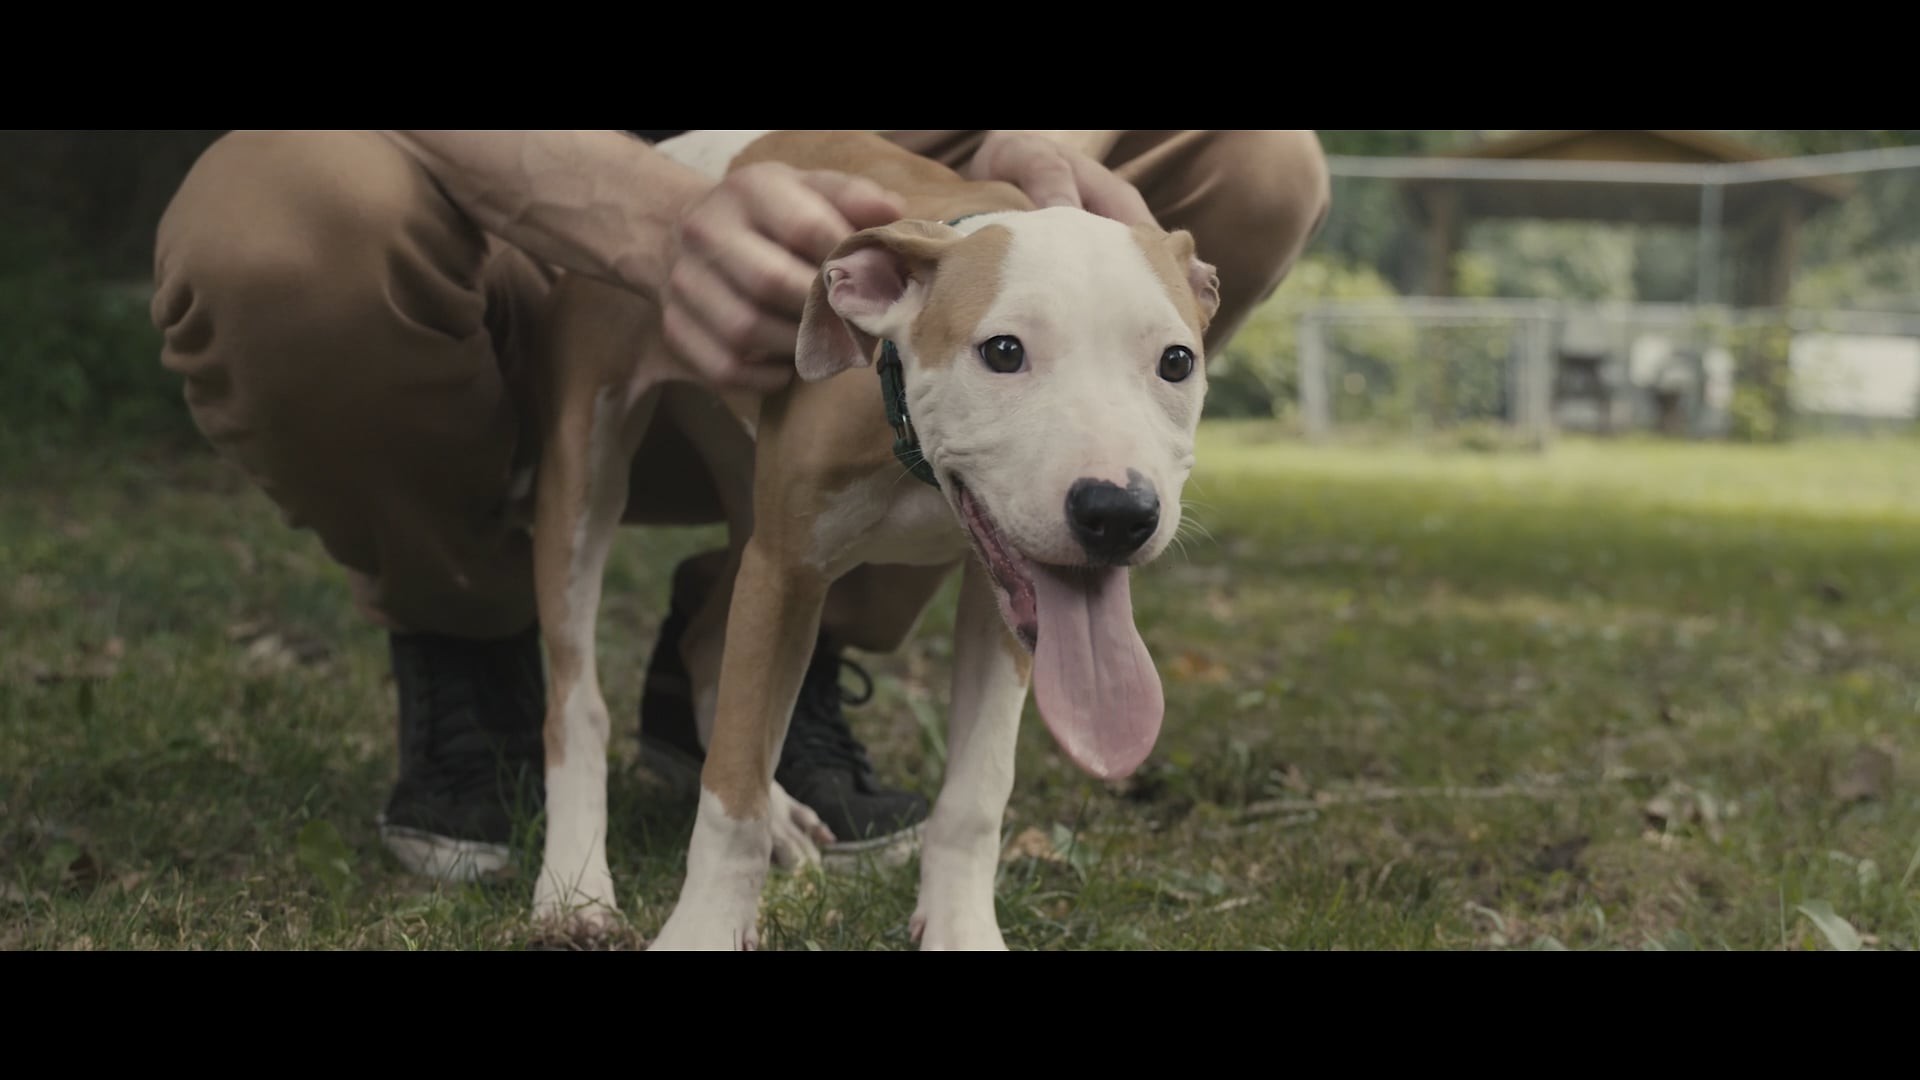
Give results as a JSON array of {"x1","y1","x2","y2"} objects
[
  {"x1": 964, "y1": 131, "x2": 1156, "y2": 228},
  {"x1": 663, "y1": 161, "x2": 904, "y2": 392}
]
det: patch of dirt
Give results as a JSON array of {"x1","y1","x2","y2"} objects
[
  {"x1": 523, "y1": 923, "x2": 648, "y2": 951},
  {"x1": 1580, "y1": 838, "x2": 1751, "y2": 944},
  {"x1": 1531, "y1": 835, "x2": 1591, "y2": 877}
]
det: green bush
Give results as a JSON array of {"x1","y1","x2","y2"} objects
[
  {"x1": 1207, "y1": 255, "x2": 1412, "y2": 420},
  {"x1": 0, "y1": 259, "x2": 190, "y2": 452},
  {"x1": 1721, "y1": 320, "x2": 1796, "y2": 444}
]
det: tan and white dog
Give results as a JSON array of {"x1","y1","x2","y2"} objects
[{"x1": 523, "y1": 130, "x2": 1220, "y2": 950}]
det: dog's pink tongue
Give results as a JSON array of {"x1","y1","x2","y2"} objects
[{"x1": 1030, "y1": 563, "x2": 1164, "y2": 780}]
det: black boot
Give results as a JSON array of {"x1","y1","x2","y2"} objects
[
  {"x1": 638, "y1": 600, "x2": 929, "y2": 863},
  {"x1": 773, "y1": 642, "x2": 931, "y2": 859},
  {"x1": 376, "y1": 623, "x2": 546, "y2": 881}
]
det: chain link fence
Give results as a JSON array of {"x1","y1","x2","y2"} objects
[{"x1": 1217, "y1": 137, "x2": 1920, "y2": 445}]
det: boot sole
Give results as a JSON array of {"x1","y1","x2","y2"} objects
[{"x1": 377, "y1": 815, "x2": 513, "y2": 883}]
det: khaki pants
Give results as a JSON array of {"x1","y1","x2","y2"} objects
[{"x1": 153, "y1": 130, "x2": 1330, "y2": 642}]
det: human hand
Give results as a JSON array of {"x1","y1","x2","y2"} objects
[
  {"x1": 963, "y1": 130, "x2": 1156, "y2": 227},
  {"x1": 662, "y1": 161, "x2": 905, "y2": 392}
]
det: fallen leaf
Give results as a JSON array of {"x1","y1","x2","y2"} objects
[
  {"x1": 243, "y1": 635, "x2": 298, "y2": 674},
  {"x1": 1463, "y1": 901, "x2": 1508, "y2": 946},
  {"x1": 1168, "y1": 650, "x2": 1230, "y2": 683},
  {"x1": 1160, "y1": 868, "x2": 1228, "y2": 904},
  {"x1": 1795, "y1": 900, "x2": 1863, "y2": 951},
  {"x1": 1003, "y1": 827, "x2": 1061, "y2": 864},
  {"x1": 296, "y1": 819, "x2": 357, "y2": 900},
  {"x1": 1643, "y1": 781, "x2": 1720, "y2": 841},
  {"x1": 240, "y1": 631, "x2": 333, "y2": 674},
  {"x1": 1172, "y1": 896, "x2": 1255, "y2": 923}
]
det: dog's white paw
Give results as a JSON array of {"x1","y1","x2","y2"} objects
[
  {"x1": 769, "y1": 780, "x2": 834, "y2": 869},
  {"x1": 650, "y1": 787, "x2": 775, "y2": 950},
  {"x1": 649, "y1": 897, "x2": 762, "y2": 951},
  {"x1": 909, "y1": 906, "x2": 1009, "y2": 951}
]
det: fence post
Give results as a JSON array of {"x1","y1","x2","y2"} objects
[
  {"x1": 1696, "y1": 179, "x2": 1725, "y2": 307},
  {"x1": 1529, "y1": 311, "x2": 1555, "y2": 449},
  {"x1": 1298, "y1": 310, "x2": 1330, "y2": 441},
  {"x1": 1507, "y1": 317, "x2": 1534, "y2": 441}
]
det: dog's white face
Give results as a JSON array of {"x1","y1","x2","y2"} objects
[{"x1": 797, "y1": 207, "x2": 1220, "y2": 780}]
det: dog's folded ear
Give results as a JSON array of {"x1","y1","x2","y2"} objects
[
  {"x1": 796, "y1": 219, "x2": 962, "y2": 382},
  {"x1": 1166, "y1": 228, "x2": 1222, "y2": 335}
]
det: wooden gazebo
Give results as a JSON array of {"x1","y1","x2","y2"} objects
[{"x1": 1399, "y1": 130, "x2": 1853, "y2": 308}]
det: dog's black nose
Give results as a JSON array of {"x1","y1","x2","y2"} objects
[{"x1": 1066, "y1": 476, "x2": 1160, "y2": 562}]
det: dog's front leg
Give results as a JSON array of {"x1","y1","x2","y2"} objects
[
  {"x1": 910, "y1": 558, "x2": 1032, "y2": 951},
  {"x1": 531, "y1": 384, "x2": 659, "y2": 938},
  {"x1": 649, "y1": 536, "x2": 833, "y2": 950}
]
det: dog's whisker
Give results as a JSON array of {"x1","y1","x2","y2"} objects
[
  {"x1": 1175, "y1": 520, "x2": 1214, "y2": 545},
  {"x1": 1177, "y1": 505, "x2": 1216, "y2": 542},
  {"x1": 883, "y1": 445, "x2": 945, "y2": 493},
  {"x1": 1167, "y1": 533, "x2": 1193, "y2": 563}
]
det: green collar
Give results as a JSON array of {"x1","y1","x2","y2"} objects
[
  {"x1": 873, "y1": 211, "x2": 998, "y2": 489},
  {"x1": 876, "y1": 339, "x2": 937, "y2": 486}
]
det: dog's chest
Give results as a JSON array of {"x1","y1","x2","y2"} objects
[{"x1": 807, "y1": 474, "x2": 969, "y2": 574}]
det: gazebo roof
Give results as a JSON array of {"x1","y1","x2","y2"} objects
[{"x1": 1400, "y1": 130, "x2": 1852, "y2": 227}]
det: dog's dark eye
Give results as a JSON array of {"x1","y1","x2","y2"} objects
[
  {"x1": 979, "y1": 335, "x2": 1026, "y2": 374},
  {"x1": 1159, "y1": 345, "x2": 1196, "y2": 383}
]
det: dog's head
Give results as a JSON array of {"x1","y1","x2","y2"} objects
[{"x1": 796, "y1": 207, "x2": 1220, "y2": 780}]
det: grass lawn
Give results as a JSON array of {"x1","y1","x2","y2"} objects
[{"x1": 4, "y1": 423, "x2": 1918, "y2": 950}]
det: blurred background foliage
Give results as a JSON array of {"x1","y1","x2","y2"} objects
[{"x1": 3, "y1": 130, "x2": 1917, "y2": 451}]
